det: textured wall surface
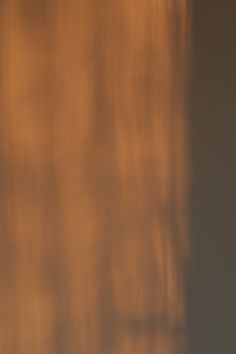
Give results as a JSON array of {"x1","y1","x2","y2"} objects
[{"x1": 0, "y1": 1, "x2": 190, "y2": 353}]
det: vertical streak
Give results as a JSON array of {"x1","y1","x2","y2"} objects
[
  {"x1": 0, "y1": 1, "x2": 190, "y2": 353},
  {"x1": 0, "y1": 2, "x2": 18, "y2": 352}
]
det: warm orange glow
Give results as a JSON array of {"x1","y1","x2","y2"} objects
[{"x1": 0, "y1": 0, "x2": 190, "y2": 353}]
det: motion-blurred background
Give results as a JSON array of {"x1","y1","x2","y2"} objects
[{"x1": 0, "y1": 1, "x2": 235, "y2": 353}]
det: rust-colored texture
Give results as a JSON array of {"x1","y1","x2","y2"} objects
[{"x1": 0, "y1": 1, "x2": 190, "y2": 353}]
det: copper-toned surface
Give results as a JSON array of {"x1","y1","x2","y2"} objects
[{"x1": 0, "y1": 1, "x2": 190, "y2": 353}]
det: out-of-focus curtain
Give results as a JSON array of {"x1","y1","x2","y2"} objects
[{"x1": 0, "y1": 1, "x2": 190, "y2": 353}]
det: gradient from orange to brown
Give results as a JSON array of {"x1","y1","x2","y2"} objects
[{"x1": 0, "y1": 1, "x2": 190, "y2": 353}]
